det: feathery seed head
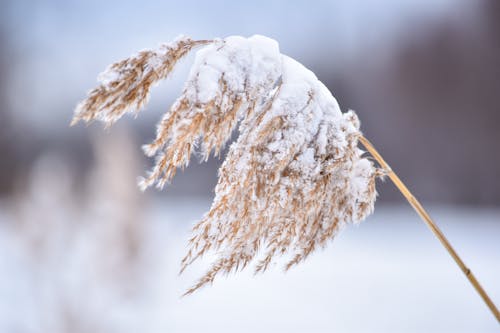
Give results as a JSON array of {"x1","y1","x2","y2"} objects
[{"x1": 72, "y1": 35, "x2": 379, "y2": 295}]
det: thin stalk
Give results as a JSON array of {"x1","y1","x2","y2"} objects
[{"x1": 359, "y1": 135, "x2": 500, "y2": 322}]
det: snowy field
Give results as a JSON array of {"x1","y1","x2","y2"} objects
[{"x1": 0, "y1": 198, "x2": 498, "y2": 333}]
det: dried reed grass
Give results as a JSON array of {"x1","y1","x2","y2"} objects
[
  {"x1": 72, "y1": 35, "x2": 499, "y2": 320},
  {"x1": 73, "y1": 35, "x2": 379, "y2": 294},
  {"x1": 72, "y1": 36, "x2": 212, "y2": 126}
]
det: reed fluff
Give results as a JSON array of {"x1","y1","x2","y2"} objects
[
  {"x1": 73, "y1": 35, "x2": 380, "y2": 294},
  {"x1": 71, "y1": 36, "x2": 212, "y2": 126}
]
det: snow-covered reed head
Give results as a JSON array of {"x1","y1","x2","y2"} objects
[{"x1": 73, "y1": 35, "x2": 380, "y2": 294}]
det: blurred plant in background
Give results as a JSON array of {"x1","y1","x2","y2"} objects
[{"x1": 0, "y1": 128, "x2": 167, "y2": 333}]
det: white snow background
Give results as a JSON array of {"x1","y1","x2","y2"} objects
[{"x1": 0, "y1": 198, "x2": 498, "y2": 333}]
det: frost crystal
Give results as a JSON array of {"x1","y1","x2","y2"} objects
[{"x1": 72, "y1": 35, "x2": 379, "y2": 294}]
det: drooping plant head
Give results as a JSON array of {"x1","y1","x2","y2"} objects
[{"x1": 73, "y1": 35, "x2": 380, "y2": 294}]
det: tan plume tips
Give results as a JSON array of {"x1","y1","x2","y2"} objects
[
  {"x1": 71, "y1": 36, "x2": 212, "y2": 127},
  {"x1": 72, "y1": 35, "x2": 380, "y2": 294}
]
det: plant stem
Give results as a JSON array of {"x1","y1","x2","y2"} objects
[{"x1": 359, "y1": 135, "x2": 500, "y2": 322}]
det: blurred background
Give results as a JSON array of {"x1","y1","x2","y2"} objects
[{"x1": 0, "y1": 0, "x2": 499, "y2": 332}]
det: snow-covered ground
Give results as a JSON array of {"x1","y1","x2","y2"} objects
[{"x1": 0, "y1": 198, "x2": 499, "y2": 333}]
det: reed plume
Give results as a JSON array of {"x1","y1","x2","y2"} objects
[
  {"x1": 72, "y1": 35, "x2": 499, "y2": 321},
  {"x1": 73, "y1": 35, "x2": 378, "y2": 293},
  {"x1": 72, "y1": 36, "x2": 211, "y2": 126}
]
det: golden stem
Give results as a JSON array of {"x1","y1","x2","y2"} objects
[{"x1": 359, "y1": 135, "x2": 500, "y2": 322}]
